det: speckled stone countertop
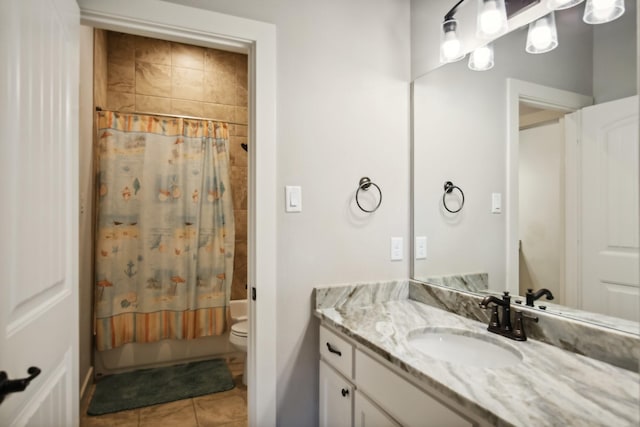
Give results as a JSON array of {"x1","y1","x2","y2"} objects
[{"x1": 314, "y1": 281, "x2": 640, "y2": 427}]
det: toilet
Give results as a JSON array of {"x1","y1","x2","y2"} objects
[{"x1": 229, "y1": 299, "x2": 248, "y2": 385}]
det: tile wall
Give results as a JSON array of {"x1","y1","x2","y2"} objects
[{"x1": 96, "y1": 30, "x2": 248, "y2": 300}]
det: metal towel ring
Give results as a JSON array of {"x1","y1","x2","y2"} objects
[
  {"x1": 356, "y1": 177, "x2": 382, "y2": 213},
  {"x1": 443, "y1": 181, "x2": 464, "y2": 213}
]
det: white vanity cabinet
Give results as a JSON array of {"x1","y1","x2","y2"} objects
[{"x1": 319, "y1": 324, "x2": 478, "y2": 427}]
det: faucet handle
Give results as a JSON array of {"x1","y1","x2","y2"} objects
[{"x1": 512, "y1": 310, "x2": 539, "y2": 341}]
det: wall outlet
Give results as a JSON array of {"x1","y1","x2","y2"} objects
[
  {"x1": 391, "y1": 237, "x2": 403, "y2": 261},
  {"x1": 415, "y1": 236, "x2": 427, "y2": 259}
]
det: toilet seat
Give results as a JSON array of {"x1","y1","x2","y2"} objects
[{"x1": 231, "y1": 320, "x2": 248, "y2": 338}]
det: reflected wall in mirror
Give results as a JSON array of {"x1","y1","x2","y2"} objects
[{"x1": 412, "y1": 1, "x2": 638, "y2": 332}]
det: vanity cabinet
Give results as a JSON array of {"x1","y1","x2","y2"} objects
[{"x1": 319, "y1": 324, "x2": 477, "y2": 427}]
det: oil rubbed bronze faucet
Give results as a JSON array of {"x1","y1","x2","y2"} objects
[
  {"x1": 480, "y1": 291, "x2": 538, "y2": 341},
  {"x1": 525, "y1": 288, "x2": 554, "y2": 307}
]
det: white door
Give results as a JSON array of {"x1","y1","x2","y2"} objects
[
  {"x1": 0, "y1": 0, "x2": 79, "y2": 425},
  {"x1": 581, "y1": 96, "x2": 639, "y2": 321},
  {"x1": 319, "y1": 360, "x2": 353, "y2": 427}
]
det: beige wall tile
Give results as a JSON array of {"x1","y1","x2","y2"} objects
[
  {"x1": 107, "y1": 56, "x2": 135, "y2": 94},
  {"x1": 136, "y1": 95, "x2": 172, "y2": 114},
  {"x1": 230, "y1": 166, "x2": 247, "y2": 210},
  {"x1": 172, "y1": 67, "x2": 204, "y2": 101},
  {"x1": 234, "y1": 107, "x2": 248, "y2": 125},
  {"x1": 236, "y1": 55, "x2": 248, "y2": 107},
  {"x1": 204, "y1": 50, "x2": 237, "y2": 105},
  {"x1": 106, "y1": 91, "x2": 135, "y2": 111},
  {"x1": 172, "y1": 43, "x2": 204, "y2": 70},
  {"x1": 135, "y1": 62, "x2": 171, "y2": 97},
  {"x1": 107, "y1": 31, "x2": 135, "y2": 61},
  {"x1": 94, "y1": 29, "x2": 108, "y2": 110},
  {"x1": 231, "y1": 240, "x2": 247, "y2": 301},
  {"x1": 135, "y1": 37, "x2": 171, "y2": 65},
  {"x1": 229, "y1": 136, "x2": 248, "y2": 167},
  {"x1": 171, "y1": 99, "x2": 204, "y2": 117},
  {"x1": 203, "y1": 103, "x2": 235, "y2": 123},
  {"x1": 233, "y1": 210, "x2": 247, "y2": 242},
  {"x1": 234, "y1": 125, "x2": 248, "y2": 137}
]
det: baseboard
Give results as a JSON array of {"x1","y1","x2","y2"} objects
[{"x1": 80, "y1": 366, "x2": 94, "y2": 400}]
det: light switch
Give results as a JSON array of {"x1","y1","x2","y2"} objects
[
  {"x1": 491, "y1": 193, "x2": 502, "y2": 214},
  {"x1": 391, "y1": 237, "x2": 403, "y2": 261},
  {"x1": 285, "y1": 186, "x2": 302, "y2": 212},
  {"x1": 415, "y1": 236, "x2": 427, "y2": 259}
]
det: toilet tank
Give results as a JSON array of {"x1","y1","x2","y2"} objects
[{"x1": 230, "y1": 299, "x2": 248, "y2": 323}]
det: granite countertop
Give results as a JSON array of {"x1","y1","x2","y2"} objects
[{"x1": 315, "y1": 297, "x2": 640, "y2": 427}]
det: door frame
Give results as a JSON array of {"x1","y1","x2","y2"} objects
[
  {"x1": 78, "y1": 1, "x2": 277, "y2": 425},
  {"x1": 505, "y1": 79, "x2": 592, "y2": 298}
]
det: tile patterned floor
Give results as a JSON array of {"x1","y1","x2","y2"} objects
[{"x1": 80, "y1": 358, "x2": 247, "y2": 427}]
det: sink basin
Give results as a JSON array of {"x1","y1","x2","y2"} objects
[{"x1": 407, "y1": 327, "x2": 523, "y2": 368}]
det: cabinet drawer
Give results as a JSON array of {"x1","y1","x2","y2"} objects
[
  {"x1": 320, "y1": 325, "x2": 354, "y2": 379},
  {"x1": 355, "y1": 349, "x2": 472, "y2": 427}
]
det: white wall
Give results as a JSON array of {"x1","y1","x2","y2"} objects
[
  {"x1": 413, "y1": 10, "x2": 593, "y2": 291},
  {"x1": 518, "y1": 121, "x2": 565, "y2": 302},
  {"x1": 140, "y1": 1, "x2": 411, "y2": 426}
]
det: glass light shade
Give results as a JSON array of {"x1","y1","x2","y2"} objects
[
  {"x1": 440, "y1": 19, "x2": 465, "y2": 63},
  {"x1": 476, "y1": 0, "x2": 508, "y2": 38},
  {"x1": 583, "y1": 0, "x2": 624, "y2": 24},
  {"x1": 468, "y1": 44, "x2": 495, "y2": 71},
  {"x1": 548, "y1": 0, "x2": 584, "y2": 10},
  {"x1": 526, "y1": 13, "x2": 559, "y2": 54}
]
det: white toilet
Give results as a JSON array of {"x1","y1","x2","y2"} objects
[{"x1": 229, "y1": 299, "x2": 248, "y2": 385}]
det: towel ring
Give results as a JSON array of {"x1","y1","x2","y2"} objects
[
  {"x1": 356, "y1": 177, "x2": 382, "y2": 213},
  {"x1": 443, "y1": 181, "x2": 464, "y2": 213}
]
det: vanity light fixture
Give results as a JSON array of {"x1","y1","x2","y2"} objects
[
  {"x1": 583, "y1": 0, "x2": 625, "y2": 24},
  {"x1": 468, "y1": 44, "x2": 495, "y2": 70},
  {"x1": 477, "y1": 0, "x2": 508, "y2": 38},
  {"x1": 525, "y1": 12, "x2": 559, "y2": 54},
  {"x1": 548, "y1": 0, "x2": 584, "y2": 10},
  {"x1": 440, "y1": 18, "x2": 465, "y2": 63}
]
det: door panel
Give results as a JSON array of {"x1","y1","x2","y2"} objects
[
  {"x1": 581, "y1": 96, "x2": 639, "y2": 321},
  {"x1": 0, "y1": 0, "x2": 79, "y2": 425}
]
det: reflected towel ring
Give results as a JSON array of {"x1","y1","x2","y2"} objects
[
  {"x1": 443, "y1": 181, "x2": 464, "y2": 213},
  {"x1": 356, "y1": 177, "x2": 382, "y2": 213}
]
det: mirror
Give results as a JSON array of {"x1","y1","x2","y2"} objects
[{"x1": 412, "y1": 1, "x2": 638, "y2": 333}]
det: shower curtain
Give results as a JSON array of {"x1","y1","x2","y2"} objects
[{"x1": 94, "y1": 111, "x2": 235, "y2": 351}]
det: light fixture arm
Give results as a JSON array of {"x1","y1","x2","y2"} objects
[{"x1": 445, "y1": 0, "x2": 467, "y2": 21}]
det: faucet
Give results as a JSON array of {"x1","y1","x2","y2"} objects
[
  {"x1": 525, "y1": 288, "x2": 554, "y2": 307},
  {"x1": 480, "y1": 291, "x2": 512, "y2": 334}
]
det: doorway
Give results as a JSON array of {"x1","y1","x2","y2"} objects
[{"x1": 78, "y1": 2, "x2": 277, "y2": 425}]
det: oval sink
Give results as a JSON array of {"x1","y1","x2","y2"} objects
[{"x1": 407, "y1": 327, "x2": 523, "y2": 369}]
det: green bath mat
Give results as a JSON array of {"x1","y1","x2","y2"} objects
[{"x1": 87, "y1": 358, "x2": 235, "y2": 415}]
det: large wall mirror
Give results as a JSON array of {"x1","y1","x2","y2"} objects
[{"x1": 412, "y1": 0, "x2": 638, "y2": 333}]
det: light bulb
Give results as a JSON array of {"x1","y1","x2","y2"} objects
[
  {"x1": 583, "y1": 0, "x2": 624, "y2": 24},
  {"x1": 468, "y1": 44, "x2": 494, "y2": 71},
  {"x1": 526, "y1": 13, "x2": 558, "y2": 54},
  {"x1": 440, "y1": 19, "x2": 465, "y2": 63},
  {"x1": 480, "y1": 2, "x2": 502, "y2": 34},
  {"x1": 477, "y1": 0, "x2": 507, "y2": 38}
]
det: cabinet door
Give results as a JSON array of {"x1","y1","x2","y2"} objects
[
  {"x1": 354, "y1": 391, "x2": 401, "y2": 427},
  {"x1": 320, "y1": 360, "x2": 353, "y2": 427}
]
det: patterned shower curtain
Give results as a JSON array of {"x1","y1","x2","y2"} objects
[{"x1": 94, "y1": 111, "x2": 235, "y2": 351}]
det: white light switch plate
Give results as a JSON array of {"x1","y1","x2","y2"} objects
[
  {"x1": 391, "y1": 237, "x2": 403, "y2": 261},
  {"x1": 285, "y1": 186, "x2": 302, "y2": 212},
  {"x1": 415, "y1": 236, "x2": 427, "y2": 259},
  {"x1": 491, "y1": 193, "x2": 502, "y2": 214}
]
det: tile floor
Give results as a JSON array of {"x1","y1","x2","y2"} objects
[{"x1": 80, "y1": 358, "x2": 247, "y2": 427}]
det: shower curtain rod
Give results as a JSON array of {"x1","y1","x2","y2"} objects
[{"x1": 95, "y1": 106, "x2": 248, "y2": 127}]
